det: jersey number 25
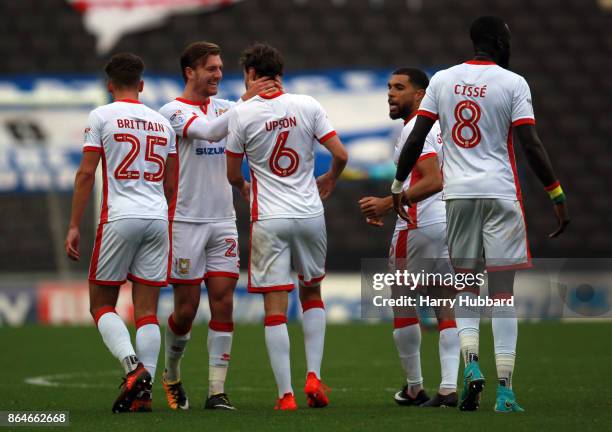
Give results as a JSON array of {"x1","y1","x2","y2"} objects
[{"x1": 114, "y1": 133, "x2": 167, "y2": 181}]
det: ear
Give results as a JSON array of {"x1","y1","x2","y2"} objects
[
  {"x1": 247, "y1": 68, "x2": 257, "y2": 81},
  {"x1": 185, "y1": 67, "x2": 194, "y2": 82},
  {"x1": 138, "y1": 80, "x2": 144, "y2": 93},
  {"x1": 107, "y1": 80, "x2": 113, "y2": 94}
]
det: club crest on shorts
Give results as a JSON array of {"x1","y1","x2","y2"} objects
[{"x1": 177, "y1": 258, "x2": 190, "y2": 275}]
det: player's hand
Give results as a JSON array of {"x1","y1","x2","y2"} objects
[
  {"x1": 393, "y1": 192, "x2": 413, "y2": 224},
  {"x1": 316, "y1": 172, "x2": 337, "y2": 200},
  {"x1": 65, "y1": 226, "x2": 80, "y2": 261},
  {"x1": 359, "y1": 196, "x2": 391, "y2": 219},
  {"x1": 240, "y1": 181, "x2": 251, "y2": 203},
  {"x1": 549, "y1": 201, "x2": 570, "y2": 238},
  {"x1": 366, "y1": 217, "x2": 384, "y2": 227},
  {"x1": 242, "y1": 77, "x2": 279, "y2": 100}
]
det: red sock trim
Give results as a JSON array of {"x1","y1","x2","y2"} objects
[
  {"x1": 393, "y1": 317, "x2": 419, "y2": 329},
  {"x1": 92, "y1": 306, "x2": 116, "y2": 326},
  {"x1": 264, "y1": 314, "x2": 287, "y2": 326},
  {"x1": 135, "y1": 315, "x2": 159, "y2": 329},
  {"x1": 209, "y1": 320, "x2": 234, "y2": 332},
  {"x1": 301, "y1": 299, "x2": 325, "y2": 312},
  {"x1": 438, "y1": 320, "x2": 457, "y2": 331},
  {"x1": 492, "y1": 292, "x2": 513, "y2": 300},
  {"x1": 168, "y1": 313, "x2": 191, "y2": 336}
]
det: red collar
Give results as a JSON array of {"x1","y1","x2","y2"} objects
[
  {"x1": 115, "y1": 98, "x2": 142, "y2": 104},
  {"x1": 404, "y1": 111, "x2": 417, "y2": 125},
  {"x1": 176, "y1": 97, "x2": 211, "y2": 114},
  {"x1": 259, "y1": 90, "x2": 284, "y2": 100},
  {"x1": 464, "y1": 60, "x2": 496, "y2": 65}
]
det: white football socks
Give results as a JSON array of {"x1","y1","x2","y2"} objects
[
  {"x1": 492, "y1": 298, "x2": 518, "y2": 388},
  {"x1": 455, "y1": 291, "x2": 481, "y2": 365},
  {"x1": 207, "y1": 321, "x2": 234, "y2": 396},
  {"x1": 438, "y1": 321, "x2": 460, "y2": 392},
  {"x1": 264, "y1": 315, "x2": 293, "y2": 398},
  {"x1": 135, "y1": 316, "x2": 160, "y2": 382},
  {"x1": 392, "y1": 319, "x2": 423, "y2": 388},
  {"x1": 94, "y1": 307, "x2": 138, "y2": 375},
  {"x1": 164, "y1": 313, "x2": 191, "y2": 383},
  {"x1": 301, "y1": 300, "x2": 326, "y2": 379}
]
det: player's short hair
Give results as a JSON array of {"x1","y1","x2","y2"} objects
[
  {"x1": 180, "y1": 41, "x2": 221, "y2": 82},
  {"x1": 240, "y1": 43, "x2": 284, "y2": 78},
  {"x1": 470, "y1": 16, "x2": 508, "y2": 48},
  {"x1": 391, "y1": 68, "x2": 429, "y2": 90},
  {"x1": 104, "y1": 53, "x2": 144, "y2": 89}
]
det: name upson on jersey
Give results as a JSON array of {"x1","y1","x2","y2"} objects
[
  {"x1": 117, "y1": 119, "x2": 166, "y2": 132},
  {"x1": 265, "y1": 117, "x2": 297, "y2": 132}
]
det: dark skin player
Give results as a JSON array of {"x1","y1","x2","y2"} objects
[{"x1": 392, "y1": 20, "x2": 569, "y2": 238}]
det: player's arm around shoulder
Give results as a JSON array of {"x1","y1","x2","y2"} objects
[{"x1": 317, "y1": 134, "x2": 348, "y2": 200}]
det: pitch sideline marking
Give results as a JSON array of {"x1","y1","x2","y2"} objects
[{"x1": 24, "y1": 371, "x2": 396, "y2": 392}]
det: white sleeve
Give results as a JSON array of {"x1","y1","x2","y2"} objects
[
  {"x1": 167, "y1": 130, "x2": 177, "y2": 155},
  {"x1": 418, "y1": 72, "x2": 441, "y2": 119},
  {"x1": 83, "y1": 111, "x2": 103, "y2": 152},
  {"x1": 311, "y1": 98, "x2": 336, "y2": 144},
  {"x1": 160, "y1": 104, "x2": 233, "y2": 142},
  {"x1": 184, "y1": 114, "x2": 231, "y2": 142},
  {"x1": 420, "y1": 132, "x2": 438, "y2": 161},
  {"x1": 511, "y1": 76, "x2": 536, "y2": 126},
  {"x1": 225, "y1": 110, "x2": 245, "y2": 157}
]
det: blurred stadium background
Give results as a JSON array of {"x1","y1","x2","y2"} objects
[{"x1": 0, "y1": 0, "x2": 610, "y2": 327}]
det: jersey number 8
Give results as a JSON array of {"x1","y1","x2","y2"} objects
[
  {"x1": 451, "y1": 100, "x2": 482, "y2": 148},
  {"x1": 114, "y1": 133, "x2": 168, "y2": 181},
  {"x1": 269, "y1": 131, "x2": 299, "y2": 177}
]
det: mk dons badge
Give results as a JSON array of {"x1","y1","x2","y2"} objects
[
  {"x1": 177, "y1": 258, "x2": 190, "y2": 275},
  {"x1": 215, "y1": 108, "x2": 228, "y2": 117}
]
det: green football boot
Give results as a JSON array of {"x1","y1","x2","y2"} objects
[
  {"x1": 459, "y1": 361, "x2": 485, "y2": 411},
  {"x1": 494, "y1": 385, "x2": 524, "y2": 413}
]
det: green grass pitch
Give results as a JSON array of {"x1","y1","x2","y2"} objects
[{"x1": 1, "y1": 322, "x2": 610, "y2": 431}]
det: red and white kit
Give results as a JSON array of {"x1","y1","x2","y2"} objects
[
  {"x1": 417, "y1": 61, "x2": 534, "y2": 270},
  {"x1": 388, "y1": 117, "x2": 451, "y2": 276},
  {"x1": 159, "y1": 97, "x2": 240, "y2": 284},
  {"x1": 225, "y1": 91, "x2": 336, "y2": 291},
  {"x1": 84, "y1": 99, "x2": 176, "y2": 285}
]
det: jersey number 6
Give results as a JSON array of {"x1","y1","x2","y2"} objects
[
  {"x1": 114, "y1": 133, "x2": 168, "y2": 181},
  {"x1": 269, "y1": 131, "x2": 299, "y2": 177},
  {"x1": 451, "y1": 100, "x2": 482, "y2": 148}
]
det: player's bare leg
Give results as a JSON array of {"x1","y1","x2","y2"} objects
[
  {"x1": 420, "y1": 285, "x2": 460, "y2": 408},
  {"x1": 488, "y1": 270, "x2": 524, "y2": 412},
  {"x1": 90, "y1": 283, "x2": 151, "y2": 413},
  {"x1": 263, "y1": 290, "x2": 296, "y2": 410},
  {"x1": 162, "y1": 283, "x2": 200, "y2": 410},
  {"x1": 299, "y1": 284, "x2": 329, "y2": 408},
  {"x1": 130, "y1": 282, "x2": 161, "y2": 412},
  {"x1": 204, "y1": 276, "x2": 236, "y2": 410}
]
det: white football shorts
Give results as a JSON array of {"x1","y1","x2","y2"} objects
[
  {"x1": 445, "y1": 199, "x2": 531, "y2": 272},
  {"x1": 88, "y1": 218, "x2": 168, "y2": 286},
  {"x1": 248, "y1": 215, "x2": 326, "y2": 293},
  {"x1": 168, "y1": 219, "x2": 240, "y2": 285}
]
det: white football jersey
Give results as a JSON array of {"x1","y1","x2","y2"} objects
[
  {"x1": 418, "y1": 60, "x2": 536, "y2": 200},
  {"x1": 393, "y1": 116, "x2": 446, "y2": 230},
  {"x1": 225, "y1": 92, "x2": 335, "y2": 221},
  {"x1": 159, "y1": 97, "x2": 236, "y2": 222},
  {"x1": 83, "y1": 99, "x2": 176, "y2": 223}
]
